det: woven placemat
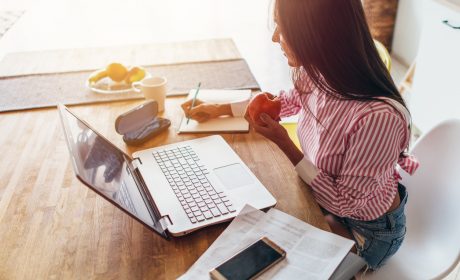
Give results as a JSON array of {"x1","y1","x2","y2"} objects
[{"x1": 0, "y1": 59, "x2": 259, "y2": 112}]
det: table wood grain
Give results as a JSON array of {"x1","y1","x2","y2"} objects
[{"x1": 0, "y1": 97, "x2": 329, "y2": 279}]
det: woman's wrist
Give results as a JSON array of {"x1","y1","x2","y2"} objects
[
  {"x1": 277, "y1": 136, "x2": 304, "y2": 166},
  {"x1": 279, "y1": 138, "x2": 319, "y2": 184},
  {"x1": 215, "y1": 104, "x2": 233, "y2": 117}
]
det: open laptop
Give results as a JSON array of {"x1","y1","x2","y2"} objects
[{"x1": 58, "y1": 104, "x2": 276, "y2": 238}]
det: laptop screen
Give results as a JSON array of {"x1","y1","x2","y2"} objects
[{"x1": 58, "y1": 105, "x2": 167, "y2": 238}]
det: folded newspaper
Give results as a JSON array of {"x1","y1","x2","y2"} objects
[{"x1": 179, "y1": 205, "x2": 365, "y2": 280}]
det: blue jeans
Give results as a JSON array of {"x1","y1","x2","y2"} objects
[{"x1": 331, "y1": 183, "x2": 408, "y2": 270}]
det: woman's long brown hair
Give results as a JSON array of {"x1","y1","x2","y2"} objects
[{"x1": 275, "y1": 0, "x2": 408, "y2": 111}]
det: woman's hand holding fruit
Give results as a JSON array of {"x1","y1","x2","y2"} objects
[
  {"x1": 245, "y1": 92, "x2": 287, "y2": 145},
  {"x1": 247, "y1": 92, "x2": 281, "y2": 125},
  {"x1": 245, "y1": 92, "x2": 304, "y2": 166},
  {"x1": 244, "y1": 110, "x2": 291, "y2": 148}
]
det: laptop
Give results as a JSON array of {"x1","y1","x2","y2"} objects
[{"x1": 58, "y1": 104, "x2": 276, "y2": 238}]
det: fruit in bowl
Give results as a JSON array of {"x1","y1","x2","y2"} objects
[
  {"x1": 124, "y1": 66, "x2": 146, "y2": 84},
  {"x1": 88, "y1": 62, "x2": 147, "y2": 85},
  {"x1": 88, "y1": 69, "x2": 108, "y2": 85},
  {"x1": 106, "y1": 62, "x2": 128, "y2": 82},
  {"x1": 247, "y1": 92, "x2": 281, "y2": 126}
]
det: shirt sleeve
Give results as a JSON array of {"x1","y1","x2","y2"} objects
[
  {"x1": 279, "y1": 88, "x2": 303, "y2": 118},
  {"x1": 229, "y1": 99, "x2": 249, "y2": 117},
  {"x1": 307, "y1": 112, "x2": 407, "y2": 217},
  {"x1": 295, "y1": 157, "x2": 319, "y2": 184}
]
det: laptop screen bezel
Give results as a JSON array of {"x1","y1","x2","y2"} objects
[{"x1": 57, "y1": 104, "x2": 169, "y2": 239}]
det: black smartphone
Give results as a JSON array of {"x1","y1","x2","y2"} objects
[{"x1": 209, "y1": 237, "x2": 286, "y2": 280}]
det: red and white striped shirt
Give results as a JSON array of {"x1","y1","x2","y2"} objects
[{"x1": 279, "y1": 87, "x2": 419, "y2": 221}]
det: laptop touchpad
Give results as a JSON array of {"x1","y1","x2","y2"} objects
[{"x1": 213, "y1": 163, "x2": 254, "y2": 189}]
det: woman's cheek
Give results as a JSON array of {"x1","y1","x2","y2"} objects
[
  {"x1": 282, "y1": 47, "x2": 300, "y2": 67},
  {"x1": 287, "y1": 55, "x2": 300, "y2": 67}
]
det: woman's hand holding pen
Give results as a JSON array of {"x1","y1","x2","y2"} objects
[
  {"x1": 245, "y1": 111, "x2": 304, "y2": 166},
  {"x1": 181, "y1": 99, "x2": 233, "y2": 123}
]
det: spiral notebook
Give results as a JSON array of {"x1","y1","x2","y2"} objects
[{"x1": 178, "y1": 89, "x2": 251, "y2": 133}]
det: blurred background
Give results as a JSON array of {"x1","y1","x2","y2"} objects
[
  {"x1": 0, "y1": 0, "x2": 292, "y2": 93},
  {"x1": 0, "y1": 0, "x2": 424, "y2": 93},
  {"x1": 3, "y1": 0, "x2": 459, "y2": 134}
]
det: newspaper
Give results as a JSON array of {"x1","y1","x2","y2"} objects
[{"x1": 179, "y1": 205, "x2": 355, "y2": 280}]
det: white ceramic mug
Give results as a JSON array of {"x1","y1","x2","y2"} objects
[{"x1": 132, "y1": 76, "x2": 167, "y2": 112}]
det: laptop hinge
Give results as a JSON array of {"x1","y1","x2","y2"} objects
[
  {"x1": 132, "y1": 157, "x2": 142, "y2": 169},
  {"x1": 126, "y1": 156, "x2": 170, "y2": 238},
  {"x1": 159, "y1": 215, "x2": 173, "y2": 230}
]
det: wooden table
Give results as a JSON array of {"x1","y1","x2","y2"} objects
[
  {"x1": 0, "y1": 97, "x2": 329, "y2": 279},
  {"x1": 0, "y1": 0, "x2": 328, "y2": 277}
]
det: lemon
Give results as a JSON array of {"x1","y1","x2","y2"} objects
[
  {"x1": 124, "y1": 66, "x2": 146, "y2": 84},
  {"x1": 106, "y1": 62, "x2": 128, "y2": 82}
]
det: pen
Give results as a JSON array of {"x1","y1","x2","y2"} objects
[{"x1": 187, "y1": 82, "x2": 201, "y2": 125}]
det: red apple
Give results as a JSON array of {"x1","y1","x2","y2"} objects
[{"x1": 247, "y1": 92, "x2": 281, "y2": 126}]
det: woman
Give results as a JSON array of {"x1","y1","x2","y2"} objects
[{"x1": 181, "y1": 0, "x2": 419, "y2": 270}]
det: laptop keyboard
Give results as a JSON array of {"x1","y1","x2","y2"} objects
[{"x1": 153, "y1": 145, "x2": 236, "y2": 224}]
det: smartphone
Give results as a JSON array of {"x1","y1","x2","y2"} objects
[{"x1": 209, "y1": 237, "x2": 286, "y2": 280}]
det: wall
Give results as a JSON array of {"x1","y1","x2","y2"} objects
[{"x1": 391, "y1": 0, "x2": 426, "y2": 66}]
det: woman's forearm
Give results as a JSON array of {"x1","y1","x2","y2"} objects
[
  {"x1": 216, "y1": 104, "x2": 233, "y2": 117},
  {"x1": 276, "y1": 137, "x2": 304, "y2": 166}
]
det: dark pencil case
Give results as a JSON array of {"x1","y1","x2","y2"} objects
[{"x1": 115, "y1": 100, "x2": 171, "y2": 146}]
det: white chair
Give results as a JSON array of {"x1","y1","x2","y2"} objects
[{"x1": 366, "y1": 119, "x2": 460, "y2": 280}]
